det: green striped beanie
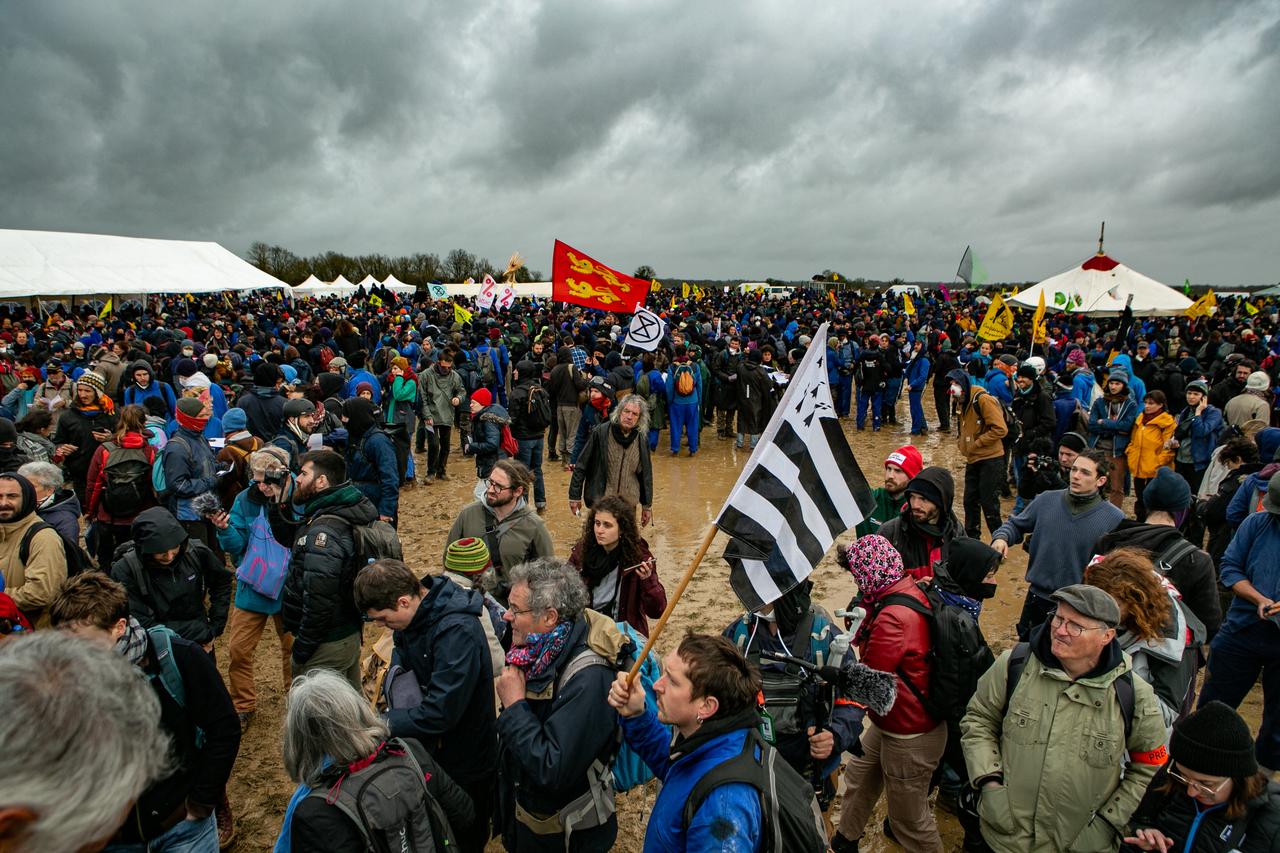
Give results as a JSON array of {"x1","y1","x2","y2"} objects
[{"x1": 444, "y1": 537, "x2": 491, "y2": 574}]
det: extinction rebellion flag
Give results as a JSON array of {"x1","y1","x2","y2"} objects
[{"x1": 715, "y1": 322, "x2": 874, "y2": 609}]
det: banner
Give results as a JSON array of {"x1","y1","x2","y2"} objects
[
  {"x1": 977, "y1": 294, "x2": 1014, "y2": 340},
  {"x1": 1031, "y1": 289, "x2": 1047, "y2": 345},
  {"x1": 551, "y1": 240, "x2": 651, "y2": 312},
  {"x1": 428, "y1": 283, "x2": 449, "y2": 300},
  {"x1": 1186, "y1": 290, "x2": 1216, "y2": 319},
  {"x1": 624, "y1": 307, "x2": 666, "y2": 352},
  {"x1": 476, "y1": 274, "x2": 498, "y2": 310},
  {"x1": 497, "y1": 284, "x2": 516, "y2": 311}
]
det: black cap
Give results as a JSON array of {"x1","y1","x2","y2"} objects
[{"x1": 1170, "y1": 701, "x2": 1258, "y2": 778}]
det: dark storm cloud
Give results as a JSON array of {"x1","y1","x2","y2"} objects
[{"x1": 1, "y1": 0, "x2": 1278, "y2": 285}]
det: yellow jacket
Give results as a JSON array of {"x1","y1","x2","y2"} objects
[{"x1": 1126, "y1": 410, "x2": 1176, "y2": 478}]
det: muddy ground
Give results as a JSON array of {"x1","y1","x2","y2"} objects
[{"x1": 219, "y1": 395, "x2": 1264, "y2": 851}]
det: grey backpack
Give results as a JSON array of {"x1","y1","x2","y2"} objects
[{"x1": 306, "y1": 738, "x2": 456, "y2": 853}]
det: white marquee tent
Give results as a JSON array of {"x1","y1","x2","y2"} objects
[
  {"x1": 381, "y1": 274, "x2": 417, "y2": 295},
  {"x1": 1009, "y1": 252, "x2": 1192, "y2": 317},
  {"x1": 0, "y1": 229, "x2": 291, "y2": 298}
]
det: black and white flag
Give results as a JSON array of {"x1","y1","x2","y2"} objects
[{"x1": 715, "y1": 322, "x2": 874, "y2": 609}]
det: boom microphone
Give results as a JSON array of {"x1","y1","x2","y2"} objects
[{"x1": 758, "y1": 651, "x2": 897, "y2": 716}]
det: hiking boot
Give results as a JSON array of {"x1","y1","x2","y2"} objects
[
  {"x1": 216, "y1": 798, "x2": 235, "y2": 850},
  {"x1": 237, "y1": 711, "x2": 254, "y2": 731},
  {"x1": 535, "y1": 502, "x2": 546, "y2": 514},
  {"x1": 547, "y1": 452, "x2": 560, "y2": 461},
  {"x1": 436, "y1": 473, "x2": 451, "y2": 481},
  {"x1": 830, "y1": 832, "x2": 859, "y2": 853},
  {"x1": 423, "y1": 474, "x2": 435, "y2": 484}
]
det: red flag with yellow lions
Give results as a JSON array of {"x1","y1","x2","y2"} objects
[{"x1": 551, "y1": 240, "x2": 652, "y2": 312}]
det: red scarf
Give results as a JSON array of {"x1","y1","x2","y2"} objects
[{"x1": 175, "y1": 409, "x2": 209, "y2": 433}]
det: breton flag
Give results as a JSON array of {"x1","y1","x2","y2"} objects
[{"x1": 715, "y1": 322, "x2": 874, "y2": 609}]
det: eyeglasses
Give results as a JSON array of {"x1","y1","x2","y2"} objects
[
  {"x1": 1167, "y1": 765, "x2": 1231, "y2": 797},
  {"x1": 484, "y1": 479, "x2": 512, "y2": 493},
  {"x1": 1049, "y1": 611, "x2": 1109, "y2": 638},
  {"x1": 506, "y1": 605, "x2": 536, "y2": 617}
]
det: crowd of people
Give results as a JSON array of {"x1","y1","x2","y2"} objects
[{"x1": 2, "y1": 282, "x2": 1280, "y2": 852}]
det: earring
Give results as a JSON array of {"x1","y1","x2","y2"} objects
[{"x1": 695, "y1": 715, "x2": 704, "y2": 726}]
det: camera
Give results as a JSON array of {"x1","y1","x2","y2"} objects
[{"x1": 263, "y1": 468, "x2": 288, "y2": 487}]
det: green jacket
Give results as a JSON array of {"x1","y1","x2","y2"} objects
[
  {"x1": 960, "y1": 642, "x2": 1167, "y2": 853},
  {"x1": 420, "y1": 366, "x2": 465, "y2": 426},
  {"x1": 853, "y1": 487, "x2": 902, "y2": 538}
]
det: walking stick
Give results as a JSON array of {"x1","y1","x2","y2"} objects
[{"x1": 626, "y1": 523, "x2": 720, "y2": 684}]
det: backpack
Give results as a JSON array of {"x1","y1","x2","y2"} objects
[
  {"x1": 554, "y1": 616, "x2": 669, "y2": 794},
  {"x1": 146, "y1": 625, "x2": 205, "y2": 748},
  {"x1": 314, "y1": 513, "x2": 404, "y2": 567},
  {"x1": 681, "y1": 726, "x2": 828, "y2": 853},
  {"x1": 974, "y1": 388, "x2": 1020, "y2": 450},
  {"x1": 476, "y1": 350, "x2": 497, "y2": 388},
  {"x1": 20, "y1": 520, "x2": 93, "y2": 577},
  {"x1": 875, "y1": 581, "x2": 995, "y2": 723},
  {"x1": 499, "y1": 423, "x2": 519, "y2": 458},
  {"x1": 1004, "y1": 641, "x2": 1135, "y2": 740},
  {"x1": 524, "y1": 384, "x2": 553, "y2": 433},
  {"x1": 305, "y1": 738, "x2": 458, "y2": 853},
  {"x1": 151, "y1": 432, "x2": 190, "y2": 502},
  {"x1": 675, "y1": 363, "x2": 696, "y2": 397},
  {"x1": 317, "y1": 345, "x2": 336, "y2": 370},
  {"x1": 101, "y1": 441, "x2": 155, "y2": 517},
  {"x1": 732, "y1": 610, "x2": 825, "y2": 740}
]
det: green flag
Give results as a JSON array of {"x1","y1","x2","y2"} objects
[
  {"x1": 957, "y1": 245, "x2": 988, "y2": 287},
  {"x1": 1183, "y1": 278, "x2": 1192, "y2": 296}
]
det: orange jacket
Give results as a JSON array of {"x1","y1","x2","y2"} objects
[{"x1": 1126, "y1": 410, "x2": 1176, "y2": 478}]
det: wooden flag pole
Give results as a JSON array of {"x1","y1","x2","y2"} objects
[{"x1": 626, "y1": 522, "x2": 720, "y2": 684}]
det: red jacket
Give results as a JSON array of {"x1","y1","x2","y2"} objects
[
  {"x1": 85, "y1": 431, "x2": 157, "y2": 524},
  {"x1": 568, "y1": 537, "x2": 667, "y2": 637},
  {"x1": 856, "y1": 575, "x2": 937, "y2": 735}
]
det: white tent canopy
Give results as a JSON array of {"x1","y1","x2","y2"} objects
[
  {"x1": 355, "y1": 274, "x2": 381, "y2": 291},
  {"x1": 382, "y1": 274, "x2": 417, "y2": 294},
  {"x1": 0, "y1": 229, "x2": 290, "y2": 297},
  {"x1": 1009, "y1": 252, "x2": 1192, "y2": 317}
]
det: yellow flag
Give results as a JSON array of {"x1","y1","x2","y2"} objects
[
  {"x1": 1185, "y1": 290, "x2": 1216, "y2": 319},
  {"x1": 1245, "y1": 301, "x2": 1260, "y2": 316},
  {"x1": 832, "y1": 273, "x2": 840, "y2": 282},
  {"x1": 978, "y1": 294, "x2": 1015, "y2": 341},
  {"x1": 903, "y1": 293, "x2": 915, "y2": 315},
  {"x1": 454, "y1": 302, "x2": 473, "y2": 325},
  {"x1": 650, "y1": 278, "x2": 661, "y2": 292},
  {"x1": 1032, "y1": 289, "x2": 1047, "y2": 345},
  {"x1": 828, "y1": 290, "x2": 837, "y2": 309},
  {"x1": 369, "y1": 293, "x2": 383, "y2": 308},
  {"x1": 670, "y1": 295, "x2": 677, "y2": 311},
  {"x1": 98, "y1": 298, "x2": 113, "y2": 319},
  {"x1": 682, "y1": 282, "x2": 690, "y2": 298}
]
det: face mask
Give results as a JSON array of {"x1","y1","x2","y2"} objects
[{"x1": 950, "y1": 384, "x2": 964, "y2": 398}]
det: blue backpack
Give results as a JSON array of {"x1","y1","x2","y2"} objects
[{"x1": 146, "y1": 625, "x2": 205, "y2": 747}]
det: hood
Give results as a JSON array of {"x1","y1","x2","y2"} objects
[
  {"x1": 1256, "y1": 428, "x2": 1280, "y2": 463},
  {"x1": 1111, "y1": 353, "x2": 1135, "y2": 376},
  {"x1": 344, "y1": 396, "x2": 379, "y2": 443},
  {"x1": 0, "y1": 473, "x2": 37, "y2": 523},
  {"x1": 937, "y1": 537, "x2": 1001, "y2": 600},
  {"x1": 128, "y1": 360, "x2": 154, "y2": 382},
  {"x1": 250, "y1": 386, "x2": 281, "y2": 400},
  {"x1": 1119, "y1": 590, "x2": 1187, "y2": 665},
  {"x1": 945, "y1": 368, "x2": 972, "y2": 407},
  {"x1": 316, "y1": 372, "x2": 344, "y2": 400},
  {"x1": 514, "y1": 359, "x2": 538, "y2": 386},
  {"x1": 912, "y1": 466, "x2": 956, "y2": 513},
  {"x1": 415, "y1": 574, "x2": 483, "y2": 630},
  {"x1": 1095, "y1": 520, "x2": 1187, "y2": 560},
  {"x1": 129, "y1": 507, "x2": 188, "y2": 554},
  {"x1": 45, "y1": 488, "x2": 81, "y2": 517},
  {"x1": 477, "y1": 404, "x2": 510, "y2": 424},
  {"x1": 304, "y1": 482, "x2": 379, "y2": 525}
]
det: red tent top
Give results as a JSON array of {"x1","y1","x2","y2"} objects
[{"x1": 1080, "y1": 253, "x2": 1121, "y2": 272}]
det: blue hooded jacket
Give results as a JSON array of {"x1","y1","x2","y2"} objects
[{"x1": 620, "y1": 708, "x2": 762, "y2": 853}]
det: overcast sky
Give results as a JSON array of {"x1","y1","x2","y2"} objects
[{"x1": 2, "y1": 0, "x2": 1278, "y2": 285}]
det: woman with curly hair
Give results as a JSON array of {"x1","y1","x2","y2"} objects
[
  {"x1": 1085, "y1": 547, "x2": 1205, "y2": 731},
  {"x1": 566, "y1": 493, "x2": 666, "y2": 635}
]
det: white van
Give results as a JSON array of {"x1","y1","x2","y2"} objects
[
  {"x1": 887, "y1": 284, "x2": 921, "y2": 298},
  {"x1": 739, "y1": 282, "x2": 794, "y2": 299}
]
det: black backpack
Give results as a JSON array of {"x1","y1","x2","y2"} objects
[
  {"x1": 681, "y1": 726, "x2": 828, "y2": 853},
  {"x1": 20, "y1": 521, "x2": 93, "y2": 577},
  {"x1": 101, "y1": 441, "x2": 154, "y2": 516},
  {"x1": 305, "y1": 738, "x2": 457, "y2": 853},
  {"x1": 876, "y1": 581, "x2": 995, "y2": 723},
  {"x1": 524, "y1": 383, "x2": 553, "y2": 433}
]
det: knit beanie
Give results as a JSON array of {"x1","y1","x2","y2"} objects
[
  {"x1": 838, "y1": 534, "x2": 905, "y2": 599},
  {"x1": 1016, "y1": 365, "x2": 1038, "y2": 382},
  {"x1": 1066, "y1": 348, "x2": 1087, "y2": 368},
  {"x1": 885, "y1": 445, "x2": 924, "y2": 479},
  {"x1": 77, "y1": 371, "x2": 107, "y2": 394},
  {"x1": 356, "y1": 381, "x2": 374, "y2": 397},
  {"x1": 253, "y1": 362, "x2": 280, "y2": 387},
  {"x1": 471, "y1": 388, "x2": 493, "y2": 407},
  {"x1": 1142, "y1": 467, "x2": 1191, "y2": 513},
  {"x1": 444, "y1": 538, "x2": 491, "y2": 575},
  {"x1": 1170, "y1": 701, "x2": 1258, "y2": 778},
  {"x1": 1058, "y1": 432, "x2": 1088, "y2": 454}
]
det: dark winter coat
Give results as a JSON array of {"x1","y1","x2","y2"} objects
[
  {"x1": 568, "y1": 421, "x2": 653, "y2": 509},
  {"x1": 236, "y1": 385, "x2": 286, "y2": 440},
  {"x1": 385, "y1": 575, "x2": 498, "y2": 789},
  {"x1": 51, "y1": 403, "x2": 117, "y2": 485},
  {"x1": 1012, "y1": 381, "x2": 1056, "y2": 454},
  {"x1": 346, "y1": 428, "x2": 400, "y2": 519},
  {"x1": 280, "y1": 484, "x2": 376, "y2": 665},
  {"x1": 1124, "y1": 770, "x2": 1280, "y2": 853},
  {"x1": 466, "y1": 403, "x2": 509, "y2": 480},
  {"x1": 114, "y1": 632, "x2": 240, "y2": 845},
  {"x1": 733, "y1": 361, "x2": 776, "y2": 435},
  {"x1": 37, "y1": 488, "x2": 82, "y2": 548},
  {"x1": 111, "y1": 508, "x2": 232, "y2": 645},
  {"x1": 162, "y1": 426, "x2": 219, "y2": 522},
  {"x1": 712, "y1": 348, "x2": 743, "y2": 409},
  {"x1": 567, "y1": 537, "x2": 665, "y2": 636}
]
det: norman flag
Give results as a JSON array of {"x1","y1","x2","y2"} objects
[
  {"x1": 715, "y1": 322, "x2": 874, "y2": 609},
  {"x1": 551, "y1": 240, "x2": 651, "y2": 312}
]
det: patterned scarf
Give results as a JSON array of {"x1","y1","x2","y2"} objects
[
  {"x1": 115, "y1": 616, "x2": 148, "y2": 665},
  {"x1": 505, "y1": 620, "x2": 572, "y2": 679}
]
